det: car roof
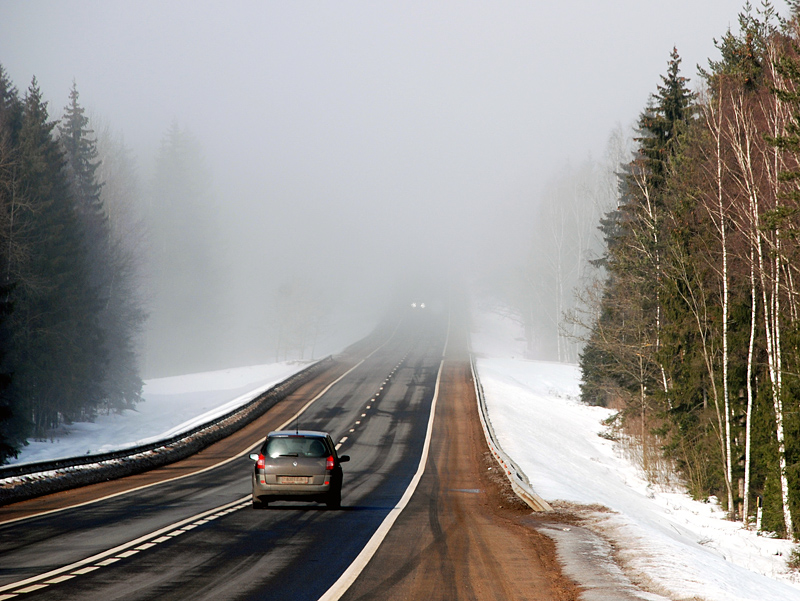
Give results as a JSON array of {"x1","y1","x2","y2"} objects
[{"x1": 267, "y1": 430, "x2": 329, "y2": 438}]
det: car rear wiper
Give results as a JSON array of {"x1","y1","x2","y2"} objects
[{"x1": 279, "y1": 453, "x2": 299, "y2": 457}]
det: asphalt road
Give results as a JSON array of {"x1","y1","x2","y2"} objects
[
  {"x1": 0, "y1": 307, "x2": 613, "y2": 601},
  {"x1": 0, "y1": 313, "x2": 449, "y2": 601}
]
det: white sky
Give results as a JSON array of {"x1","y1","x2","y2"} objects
[{"x1": 0, "y1": 0, "x2": 772, "y2": 347}]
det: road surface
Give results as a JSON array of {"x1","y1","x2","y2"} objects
[{"x1": 0, "y1": 311, "x2": 583, "y2": 601}]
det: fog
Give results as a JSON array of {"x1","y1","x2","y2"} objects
[{"x1": 0, "y1": 1, "x2": 753, "y2": 374}]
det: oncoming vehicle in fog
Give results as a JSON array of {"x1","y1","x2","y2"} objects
[{"x1": 249, "y1": 430, "x2": 350, "y2": 509}]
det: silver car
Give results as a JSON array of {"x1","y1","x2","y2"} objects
[{"x1": 249, "y1": 430, "x2": 350, "y2": 509}]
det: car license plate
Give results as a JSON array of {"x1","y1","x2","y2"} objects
[{"x1": 279, "y1": 476, "x2": 310, "y2": 484}]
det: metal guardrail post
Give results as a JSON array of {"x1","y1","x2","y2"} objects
[{"x1": 470, "y1": 355, "x2": 552, "y2": 512}]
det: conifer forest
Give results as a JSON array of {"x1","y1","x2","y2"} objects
[
  {"x1": 578, "y1": 5, "x2": 800, "y2": 538},
  {"x1": 0, "y1": 68, "x2": 147, "y2": 462},
  {"x1": 0, "y1": 63, "x2": 229, "y2": 463}
]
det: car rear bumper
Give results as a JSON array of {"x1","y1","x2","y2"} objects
[{"x1": 252, "y1": 475, "x2": 331, "y2": 500}]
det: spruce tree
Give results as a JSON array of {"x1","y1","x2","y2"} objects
[
  {"x1": 0, "y1": 64, "x2": 21, "y2": 461},
  {"x1": 638, "y1": 48, "x2": 694, "y2": 183},
  {"x1": 59, "y1": 82, "x2": 142, "y2": 412},
  {"x1": 14, "y1": 78, "x2": 103, "y2": 433},
  {"x1": 581, "y1": 50, "x2": 693, "y2": 388},
  {"x1": 59, "y1": 81, "x2": 106, "y2": 243},
  {"x1": 580, "y1": 49, "x2": 694, "y2": 480}
]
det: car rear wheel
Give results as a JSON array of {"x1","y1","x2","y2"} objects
[
  {"x1": 253, "y1": 497, "x2": 268, "y2": 509},
  {"x1": 325, "y1": 485, "x2": 341, "y2": 509}
]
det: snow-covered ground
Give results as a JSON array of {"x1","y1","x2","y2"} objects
[
  {"x1": 8, "y1": 361, "x2": 311, "y2": 465},
  {"x1": 471, "y1": 308, "x2": 800, "y2": 601}
]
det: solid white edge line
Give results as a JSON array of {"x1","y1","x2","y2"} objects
[
  {"x1": 316, "y1": 310, "x2": 450, "y2": 601},
  {"x1": 0, "y1": 321, "x2": 405, "y2": 528}
]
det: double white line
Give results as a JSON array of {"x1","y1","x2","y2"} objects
[{"x1": 0, "y1": 496, "x2": 252, "y2": 599}]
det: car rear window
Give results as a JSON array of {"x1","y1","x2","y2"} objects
[{"x1": 265, "y1": 437, "x2": 328, "y2": 458}]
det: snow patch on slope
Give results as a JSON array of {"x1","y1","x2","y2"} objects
[
  {"x1": 471, "y1": 308, "x2": 800, "y2": 601},
  {"x1": 8, "y1": 361, "x2": 311, "y2": 465}
]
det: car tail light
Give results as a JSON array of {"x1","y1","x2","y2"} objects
[
  {"x1": 257, "y1": 454, "x2": 266, "y2": 470},
  {"x1": 326, "y1": 455, "x2": 335, "y2": 470}
]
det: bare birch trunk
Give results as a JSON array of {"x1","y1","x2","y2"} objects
[
  {"x1": 743, "y1": 247, "x2": 756, "y2": 526},
  {"x1": 772, "y1": 236, "x2": 793, "y2": 537},
  {"x1": 753, "y1": 148, "x2": 792, "y2": 538},
  {"x1": 698, "y1": 92, "x2": 734, "y2": 514},
  {"x1": 711, "y1": 92, "x2": 735, "y2": 517},
  {"x1": 629, "y1": 165, "x2": 669, "y2": 395},
  {"x1": 727, "y1": 79, "x2": 793, "y2": 536},
  {"x1": 766, "y1": 54, "x2": 794, "y2": 536},
  {"x1": 720, "y1": 182, "x2": 734, "y2": 518}
]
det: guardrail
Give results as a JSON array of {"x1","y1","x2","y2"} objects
[
  {"x1": 470, "y1": 354, "x2": 552, "y2": 512},
  {"x1": 0, "y1": 357, "x2": 334, "y2": 506}
]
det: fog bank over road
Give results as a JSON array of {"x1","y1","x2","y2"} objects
[{"x1": 0, "y1": 0, "x2": 752, "y2": 373}]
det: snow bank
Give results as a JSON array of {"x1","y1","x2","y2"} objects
[
  {"x1": 472, "y1": 308, "x2": 800, "y2": 601},
  {"x1": 9, "y1": 361, "x2": 311, "y2": 465}
]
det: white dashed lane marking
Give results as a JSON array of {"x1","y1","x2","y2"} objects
[
  {"x1": 44, "y1": 575, "x2": 75, "y2": 584},
  {"x1": 16, "y1": 584, "x2": 48, "y2": 594},
  {"x1": 335, "y1": 358, "x2": 406, "y2": 454},
  {"x1": 72, "y1": 566, "x2": 99, "y2": 575}
]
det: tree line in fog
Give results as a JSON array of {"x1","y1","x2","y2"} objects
[
  {"x1": 515, "y1": 3, "x2": 800, "y2": 539},
  {"x1": 0, "y1": 65, "x2": 239, "y2": 462},
  {"x1": 0, "y1": 61, "x2": 360, "y2": 463},
  {"x1": 0, "y1": 67, "x2": 144, "y2": 460}
]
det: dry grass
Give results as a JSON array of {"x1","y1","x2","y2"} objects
[{"x1": 600, "y1": 415, "x2": 681, "y2": 491}]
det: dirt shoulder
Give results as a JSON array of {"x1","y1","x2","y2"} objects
[{"x1": 339, "y1": 343, "x2": 581, "y2": 601}]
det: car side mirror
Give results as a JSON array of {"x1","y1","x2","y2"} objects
[
  {"x1": 339, "y1": 455, "x2": 350, "y2": 463},
  {"x1": 249, "y1": 453, "x2": 259, "y2": 461}
]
